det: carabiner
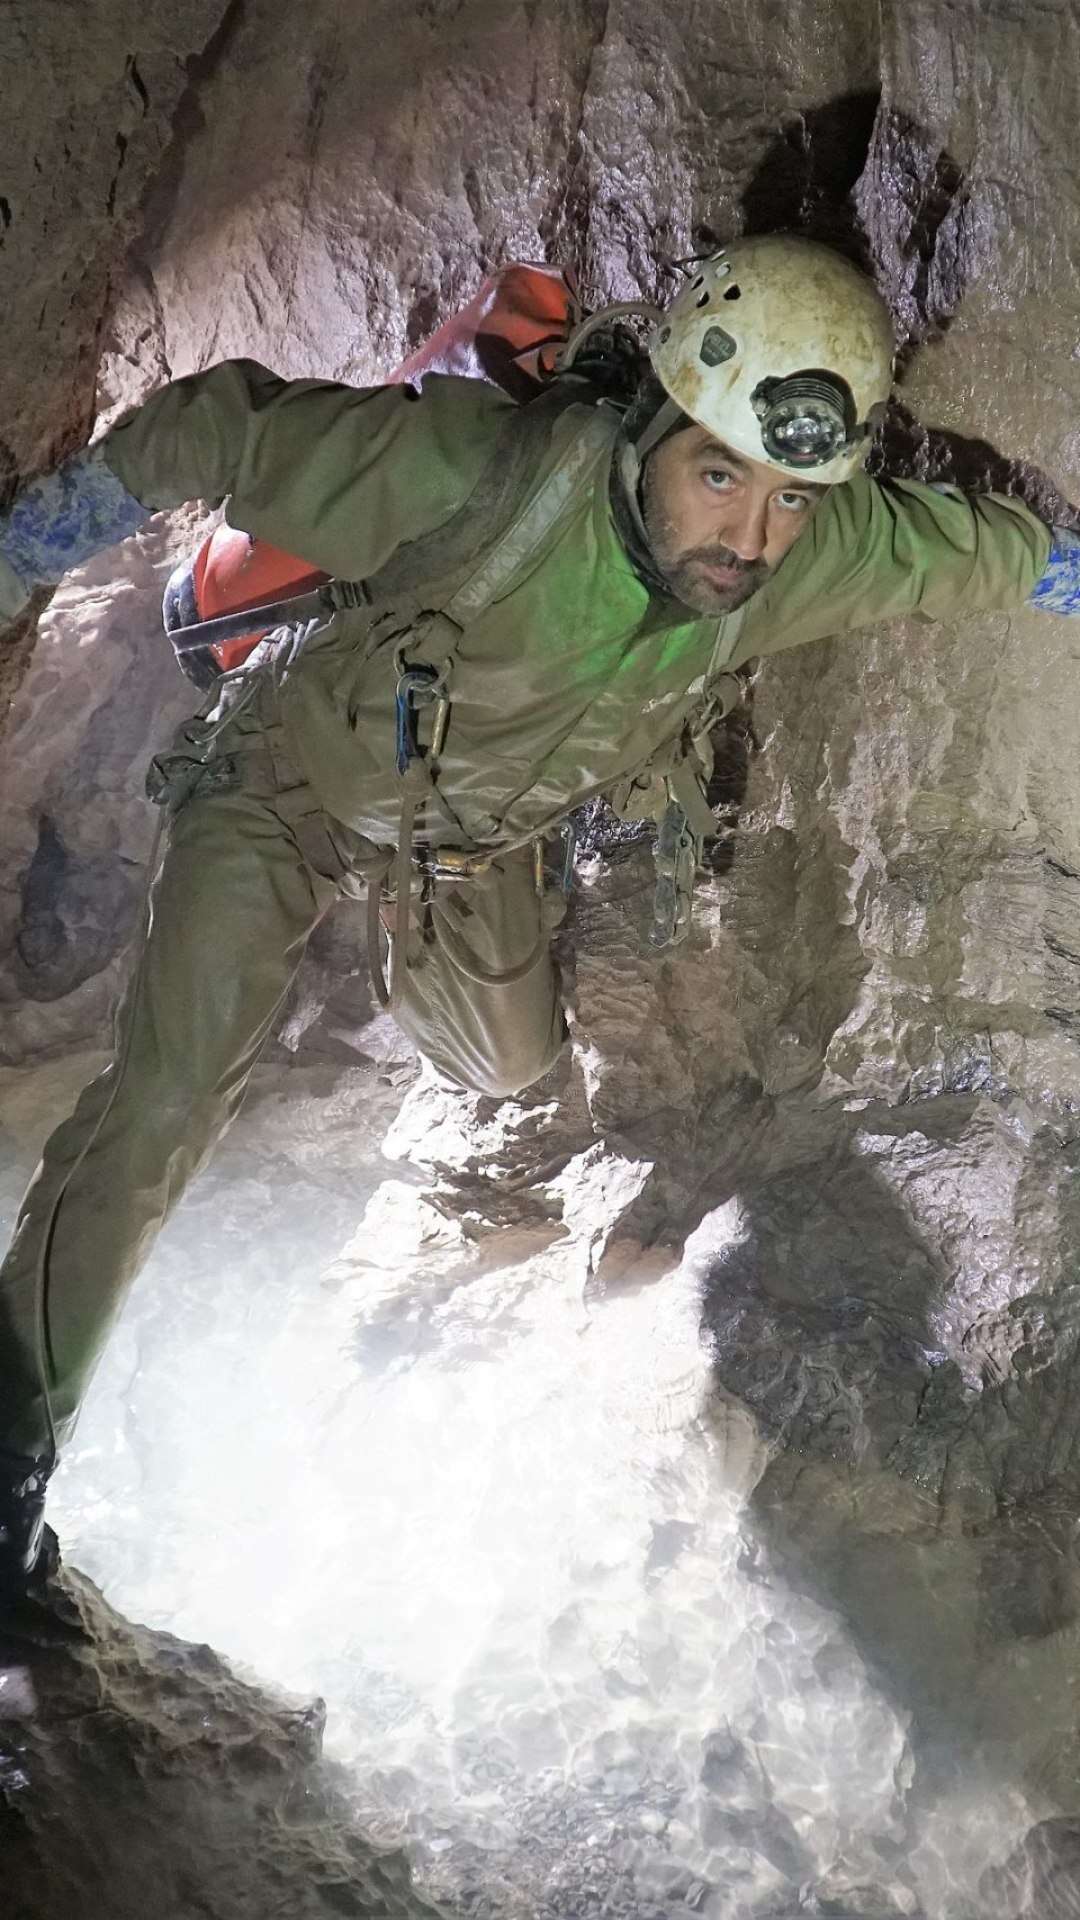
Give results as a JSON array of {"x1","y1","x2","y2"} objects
[{"x1": 395, "y1": 665, "x2": 441, "y2": 776}]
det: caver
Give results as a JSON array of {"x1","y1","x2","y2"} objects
[{"x1": 1, "y1": 235, "x2": 1071, "y2": 1594}]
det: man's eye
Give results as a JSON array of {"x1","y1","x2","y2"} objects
[
  {"x1": 703, "y1": 468, "x2": 735, "y2": 491},
  {"x1": 777, "y1": 491, "x2": 811, "y2": 512}
]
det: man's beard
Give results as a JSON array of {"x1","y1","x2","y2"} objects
[{"x1": 640, "y1": 465, "x2": 769, "y2": 615}]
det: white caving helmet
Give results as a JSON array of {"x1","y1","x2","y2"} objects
[{"x1": 646, "y1": 234, "x2": 895, "y2": 485}]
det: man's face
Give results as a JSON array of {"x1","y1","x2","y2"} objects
[{"x1": 640, "y1": 423, "x2": 828, "y2": 615}]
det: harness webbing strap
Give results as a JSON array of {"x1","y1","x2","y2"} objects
[
  {"x1": 666, "y1": 758, "x2": 720, "y2": 839},
  {"x1": 442, "y1": 410, "x2": 617, "y2": 622},
  {"x1": 362, "y1": 400, "x2": 618, "y2": 1008},
  {"x1": 364, "y1": 768, "x2": 423, "y2": 1015},
  {"x1": 169, "y1": 581, "x2": 367, "y2": 655}
]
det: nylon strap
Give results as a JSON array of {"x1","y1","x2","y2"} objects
[
  {"x1": 364, "y1": 396, "x2": 618, "y2": 1008},
  {"x1": 441, "y1": 409, "x2": 617, "y2": 622},
  {"x1": 169, "y1": 581, "x2": 368, "y2": 655},
  {"x1": 667, "y1": 758, "x2": 719, "y2": 839}
]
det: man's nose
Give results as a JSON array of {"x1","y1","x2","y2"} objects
[{"x1": 720, "y1": 493, "x2": 769, "y2": 562}]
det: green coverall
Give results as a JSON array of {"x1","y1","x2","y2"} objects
[{"x1": 0, "y1": 363, "x2": 1051, "y2": 1460}]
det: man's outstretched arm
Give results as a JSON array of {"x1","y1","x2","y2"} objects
[
  {"x1": 735, "y1": 471, "x2": 1057, "y2": 666},
  {"x1": 0, "y1": 360, "x2": 515, "y2": 621}
]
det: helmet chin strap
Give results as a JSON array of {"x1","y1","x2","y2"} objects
[
  {"x1": 616, "y1": 437, "x2": 650, "y2": 541},
  {"x1": 617, "y1": 394, "x2": 687, "y2": 533},
  {"x1": 632, "y1": 394, "x2": 686, "y2": 462},
  {"x1": 610, "y1": 402, "x2": 692, "y2": 603}
]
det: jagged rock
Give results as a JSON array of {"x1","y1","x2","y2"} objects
[
  {"x1": 0, "y1": 0, "x2": 239, "y2": 710},
  {"x1": 0, "y1": 1569, "x2": 440, "y2": 1920}
]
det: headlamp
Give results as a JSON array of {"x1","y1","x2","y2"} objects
[{"x1": 750, "y1": 373, "x2": 857, "y2": 470}]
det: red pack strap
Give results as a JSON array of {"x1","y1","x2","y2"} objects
[
  {"x1": 168, "y1": 579, "x2": 369, "y2": 657},
  {"x1": 393, "y1": 263, "x2": 580, "y2": 400}
]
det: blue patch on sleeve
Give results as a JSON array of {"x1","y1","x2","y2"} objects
[
  {"x1": 1029, "y1": 526, "x2": 1080, "y2": 615},
  {"x1": 0, "y1": 445, "x2": 148, "y2": 590}
]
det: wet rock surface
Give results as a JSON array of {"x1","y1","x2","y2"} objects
[
  {"x1": 0, "y1": 1571, "x2": 439, "y2": 1920},
  {"x1": 0, "y1": 0, "x2": 236, "y2": 711},
  {"x1": 5, "y1": 0, "x2": 1080, "y2": 1914}
]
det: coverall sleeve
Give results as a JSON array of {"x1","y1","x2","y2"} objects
[
  {"x1": 101, "y1": 361, "x2": 517, "y2": 579},
  {"x1": 736, "y1": 472, "x2": 1052, "y2": 664}
]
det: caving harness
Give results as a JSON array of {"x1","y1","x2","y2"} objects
[
  {"x1": 155, "y1": 395, "x2": 734, "y2": 1003},
  {"x1": 155, "y1": 390, "x2": 598, "y2": 1007}
]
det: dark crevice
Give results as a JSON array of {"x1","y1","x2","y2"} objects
[
  {"x1": 301, "y1": 50, "x2": 334, "y2": 160},
  {"x1": 462, "y1": 163, "x2": 489, "y2": 270},
  {"x1": 404, "y1": 285, "x2": 443, "y2": 354},
  {"x1": 537, "y1": 0, "x2": 611, "y2": 293},
  {"x1": 125, "y1": 53, "x2": 150, "y2": 116},
  {"x1": 14, "y1": 812, "x2": 68, "y2": 981},
  {"x1": 739, "y1": 90, "x2": 883, "y2": 268},
  {"x1": 106, "y1": 132, "x2": 128, "y2": 217},
  {"x1": 128, "y1": 0, "x2": 248, "y2": 263},
  {"x1": 132, "y1": 255, "x2": 173, "y2": 381},
  {"x1": 856, "y1": 104, "x2": 985, "y2": 363}
]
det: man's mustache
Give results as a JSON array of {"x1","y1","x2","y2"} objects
[{"x1": 686, "y1": 542, "x2": 766, "y2": 582}]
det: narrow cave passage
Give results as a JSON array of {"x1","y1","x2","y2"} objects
[{"x1": 5, "y1": 4, "x2": 1080, "y2": 1918}]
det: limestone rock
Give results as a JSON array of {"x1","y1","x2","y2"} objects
[{"x1": 0, "y1": 1570, "x2": 440, "y2": 1920}]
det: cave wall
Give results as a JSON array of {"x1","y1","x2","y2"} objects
[
  {"x1": 6, "y1": 0, "x2": 1080, "y2": 1912},
  {"x1": 0, "y1": 1570, "x2": 442, "y2": 1920},
  {"x1": 0, "y1": 0, "x2": 242, "y2": 713}
]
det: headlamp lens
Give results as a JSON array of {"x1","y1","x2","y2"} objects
[
  {"x1": 766, "y1": 397, "x2": 845, "y2": 465},
  {"x1": 752, "y1": 374, "x2": 856, "y2": 469}
]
